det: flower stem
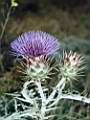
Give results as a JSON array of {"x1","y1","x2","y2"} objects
[
  {"x1": 0, "y1": 4, "x2": 12, "y2": 72},
  {"x1": 60, "y1": 94, "x2": 90, "y2": 104},
  {"x1": 46, "y1": 77, "x2": 66, "y2": 105},
  {"x1": 0, "y1": 6, "x2": 12, "y2": 41},
  {"x1": 35, "y1": 80, "x2": 46, "y2": 120},
  {"x1": 0, "y1": 6, "x2": 12, "y2": 52}
]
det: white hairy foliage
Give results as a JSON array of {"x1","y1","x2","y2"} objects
[{"x1": 0, "y1": 51, "x2": 90, "y2": 120}]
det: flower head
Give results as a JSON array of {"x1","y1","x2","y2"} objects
[
  {"x1": 11, "y1": 31, "x2": 60, "y2": 59},
  {"x1": 17, "y1": 56, "x2": 55, "y2": 81},
  {"x1": 59, "y1": 51, "x2": 86, "y2": 81},
  {"x1": 11, "y1": 0, "x2": 18, "y2": 7}
]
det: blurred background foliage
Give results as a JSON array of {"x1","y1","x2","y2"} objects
[{"x1": 0, "y1": 0, "x2": 90, "y2": 119}]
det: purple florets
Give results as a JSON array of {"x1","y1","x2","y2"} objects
[{"x1": 11, "y1": 31, "x2": 60, "y2": 58}]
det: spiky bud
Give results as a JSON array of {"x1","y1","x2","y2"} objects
[
  {"x1": 17, "y1": 56, "x2": 54, "y2": 81},
  {"x1": 59, "y1": 51, "x2": 86, "y2": 81}
]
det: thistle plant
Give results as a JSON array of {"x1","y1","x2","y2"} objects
[{"x1": 0, "y1": 31, "x2": 90, "y2": 120}]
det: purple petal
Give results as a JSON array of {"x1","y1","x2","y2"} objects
[{"x1": 10, "y1": 31, "x2": 60, "y2": 58}]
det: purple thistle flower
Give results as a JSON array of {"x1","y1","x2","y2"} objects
[{"x1": 10, "y1": 31, "x2": 60, "y2": 58}]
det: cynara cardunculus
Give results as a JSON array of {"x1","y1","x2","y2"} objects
[
  {"x1": 11, "y1": 31, "x2": 60, "y2": 59},
  {"x1": 1, "y1": 31, "x2": 90, "y2": 120},
  {"x1": 11, "y1": 31, "x2": 60, "y2": 80}
]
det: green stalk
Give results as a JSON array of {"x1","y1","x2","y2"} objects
[{"x1": 0, "y1": 4, "x2": 12, "y2": 72}]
